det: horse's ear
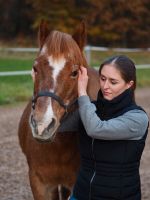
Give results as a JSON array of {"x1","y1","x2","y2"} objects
[
  {"x1": 72, "y1": 20, "x2": 87, "y2": 51},
  {"x1": 38, "y1": 20, "x2": 50, "y2": 50}
]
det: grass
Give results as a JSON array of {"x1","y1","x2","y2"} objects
[
  {"x1": 136, "y1": 69, "x2": 150, "y2": 87},
  {"x1": 0, "y1": 51, "x2": 35, "y2": 105},
  {"x1": 0, "y1": 50, "x2": 150, "y2": 105},
  {"x1": 90, "y1": 50, "x2": 150, "y2": 66},
  {"x1": 0, "y1": 76, "x2": 33, "y2": 105},
  {"x1": 0, "y1": 58, "x2": 33, "y2": 71},
  {"x1": 0, "y1": 52, "x2": 35, "y2": 71}
]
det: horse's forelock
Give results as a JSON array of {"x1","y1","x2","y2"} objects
[{"x1": 45, "y1": 30, "x2": 87, "y2": 66}]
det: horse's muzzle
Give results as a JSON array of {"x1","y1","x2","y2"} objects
[{"x1": 30, "y1": 114, "x2": 60, "y2": 142}]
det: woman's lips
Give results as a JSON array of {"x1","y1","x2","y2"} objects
[{"x1": 103, "y1": 91, "x2": 111, "y2": 96}]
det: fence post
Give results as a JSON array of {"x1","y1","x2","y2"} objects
[{"x1": 84, "y1": 45, "x2": 91, "y2": 66}]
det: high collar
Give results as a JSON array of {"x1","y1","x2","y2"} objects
[{"x1": 96, "y1": 88, "x2": 135, "y2": 120}]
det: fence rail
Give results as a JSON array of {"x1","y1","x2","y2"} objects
[
  {"x1": 0, "y1": 64, "x2": 150, "y2": 77},
  {"x1": 0, "y1": 70, "x2": 31, "y2": 76},
  {"x1": 0, "y1": 46, "x2": 150, "y2": 53},
  {"x1": 84, "y1": 46, "x2": 150, "y2": 65},
  {"x1": 0, "y1": 46, "x2": 150, "y2": 76}
]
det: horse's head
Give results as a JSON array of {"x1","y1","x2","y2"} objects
[{"x1": 29, "y1": 20, "x2": 87, "y2": 142}]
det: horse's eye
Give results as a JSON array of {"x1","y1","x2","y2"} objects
[
  {"x1": 33, "y1": 66, "x2": 38, "y2": 74},
  {"x1": 71, "y1": 70, "x2": 78, "y2": 78}
]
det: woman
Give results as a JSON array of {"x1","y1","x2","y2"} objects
[{"x1": 60, "y1": 55, "x2": 149, "y2": 200}]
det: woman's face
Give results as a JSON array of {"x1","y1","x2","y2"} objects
[{"x1": 99, "y1": 64, "x2": 133, "y2": 100}]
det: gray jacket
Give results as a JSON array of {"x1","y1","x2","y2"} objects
[{"x1": 59, "y1": 95, "x2": 149, "y2": 140}]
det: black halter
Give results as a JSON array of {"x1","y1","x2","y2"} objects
[{"x1": 32, "y1": 91, "x2": 78, "y2": 114}]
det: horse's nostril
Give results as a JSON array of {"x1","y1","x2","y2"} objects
[
  {"x1": 47, "y1": 118, "x2": 56, "y2": 131},
  {"x1": 31, "y1": 115, "x2": 36, "y2": 128}
]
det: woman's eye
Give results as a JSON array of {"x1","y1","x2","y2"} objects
[
  {"x1": 111, "y1": 81, "x2": 117, "y2": 85},
  {"x1": 100, "y1": 77, "x2": 105, "y2": 81},
  {"x1": 71, "y1": 70, "x2": 78, "y2": 78}
]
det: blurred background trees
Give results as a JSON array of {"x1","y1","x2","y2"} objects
[{"x1": 0, "y1": 0, "x2": 149, "y2": 47}]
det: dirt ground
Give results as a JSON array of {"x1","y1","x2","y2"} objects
[{"x1": 0, "y1": 87, "x2": 150, "y2": 200}]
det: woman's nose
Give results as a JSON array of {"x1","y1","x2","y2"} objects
[{"x1": 103, "y1": 80, "x2": 109, "y2": 89}]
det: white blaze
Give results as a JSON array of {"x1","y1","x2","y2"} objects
[
  {"x1": 37, "y1": 99, "x2": 54, "y2": 135},
  {"x1": 37, "y1": 56, "x2": 66, "y2": 135},
  {"x1": 40, "y1": 45, "x2": 47, "y2": 55},
  {"x1": 48, "y1": 56, "x2": 66, "y2": 88},
  {"x1": 43, "y1": 100, "x2": 54, "y2": 124}
]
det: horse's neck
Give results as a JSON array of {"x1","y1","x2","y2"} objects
[{"x1": 87, "y1": 67, "x2": 100, "y2": 101}]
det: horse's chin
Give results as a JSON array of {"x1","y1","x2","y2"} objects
[{"x1": 33, "y1": 134, "x2": 56, "y2": 143}]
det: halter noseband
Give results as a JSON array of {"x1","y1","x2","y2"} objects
[{"x1": 32, "y1": 91, "x2": 78, "y2": 113}]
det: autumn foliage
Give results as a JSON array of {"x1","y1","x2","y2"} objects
[{"x1": 0, "y1": 0, "x2": 149, "y2": 47}]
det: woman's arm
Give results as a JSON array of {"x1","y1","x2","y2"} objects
[{"x1": 78, "y1": 95, "x2": 149, "y2": 140}]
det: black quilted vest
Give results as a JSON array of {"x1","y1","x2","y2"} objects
[{"x1": 73, "y1": 89, "x2": 148, "y2": 200}]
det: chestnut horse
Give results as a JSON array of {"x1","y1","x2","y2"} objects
[{"x1": 18, "y1": 21, "x2": 100, "y2": 200}]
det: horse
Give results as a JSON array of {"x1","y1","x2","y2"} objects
[{"x1": 18, "y1": 20, "x2": 100, "y2": 200}]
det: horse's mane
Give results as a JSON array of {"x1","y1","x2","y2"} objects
[{"x1": 46, "y1": 30, "x2": 87, "y2": 66}]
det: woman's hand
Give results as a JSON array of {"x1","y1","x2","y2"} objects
[{"x1": 78, "y1": 66, "x2": 89, "y2": 97}]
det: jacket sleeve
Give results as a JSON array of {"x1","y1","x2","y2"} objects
[
  {"x1": 58, "y1": 110, "x2": 80, "y2": 132},
  {"x1": 78, "y1": 95, "x2": 149, "y2": 140}
]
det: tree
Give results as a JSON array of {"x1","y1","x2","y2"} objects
[
  {"x1": 0, "y1": 0, "x2": 33, "y2": 38},
  {"x1": 0, "y1": 0, "x2": 149, "y2": 47}
]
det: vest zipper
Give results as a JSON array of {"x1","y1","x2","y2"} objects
[{"x1": 89, "y1": 138, "x2": 96, "y2": 200}]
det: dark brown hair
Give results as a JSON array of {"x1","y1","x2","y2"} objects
[{"x1": 99, "y1": 55, "x2": 136, "y2": 91}]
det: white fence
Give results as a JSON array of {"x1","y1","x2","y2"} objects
[
  {"x1": 0, "y1": 70, "x2": 31, "y2": 76},
  {"x1": 84, "y1": 46, "x2": 150, "y2": 65},
  {"x1": 1, "y1": 46, "x2": 150, "y2": 53},
  {"x1": 0, "y1": 46, "x2": 150, "y2": 76}
]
